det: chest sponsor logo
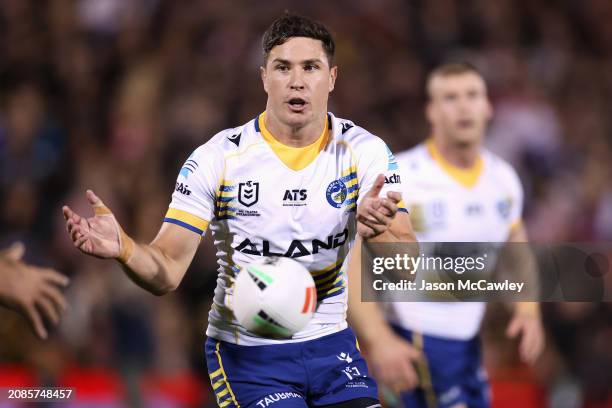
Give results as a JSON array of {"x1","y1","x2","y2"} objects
[
  {"x1": 235, "y1": 228, "x2": 349, "y2": 258},
  {"x1": 175, "y1": 182, "x2": 191, "y2": 196},
  {"x1": 238, "y1": 181, "x2": 259, "y2": 207},
  {"x1": 283, "y1": 189, "x2": 307, "y2": 207},
  {"x1": 465, "y1": 203, "x2": 483, "y2": 216},
  {"x1": 326, "y1": 180, "x2": 347, "y2": 208}
]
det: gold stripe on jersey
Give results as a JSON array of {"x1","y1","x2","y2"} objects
[
  {"x1": 258, "y1": 112, "x2": 329, "y2": 171},
  {"x1": 165, "y1": 208, "x2": 209, "y2": 232},
  {"x1": 427, "y1": 138, "x2": 483, "y2": 188}
]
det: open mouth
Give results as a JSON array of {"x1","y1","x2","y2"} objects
[
  {"x1": 457, "y1": 119, "x2": 475, "y2": 129},
  {"x1": 287, "y1": 98, "x2": 307, "y2": 111}
]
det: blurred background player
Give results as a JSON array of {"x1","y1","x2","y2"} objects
[
  {"x1": 0, "y1": 242, "x2": 69, "y2": 339},
  {"x1": 352, "y1": 63, "x2": 545, "y2": 408},
  {"x1": 62, "y1": 13, "x2": 415, "y2": 408}
]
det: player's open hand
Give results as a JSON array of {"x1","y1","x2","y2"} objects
[
  {"x1": 0, "y1": 242, "x2": 69, "y2": 339},
  {"x1": 62, "y1": 190, "x2": 122, "y2": 259},
  {"x1": 357, "y1": 174, "x2": 401, "y2": 239},
  {"x1": 365, "y1": 330, "x2": 421, "y2": 394},
  {"x1": 506, "y1": 309, "x2": 545, "y2": 364}
]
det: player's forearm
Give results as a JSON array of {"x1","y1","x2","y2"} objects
[
  {"x1": 348, "y1": 298, "x2": 397, "y2": 348},
  {"x1": 118, "y1": 242, "x2": 185, "y2": 296}
]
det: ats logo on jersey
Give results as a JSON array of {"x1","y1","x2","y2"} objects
[
  {"x1": 238, "y1": 181, "x2": 259, "y2": 207},
  {"x1": 326, "y1": 180, "x2": 347, "y2": 208},
  {"x1": 283, "y1": 189, "x2": 307, "y2": 207},
  {"x1": 175, "y1": 182, "x2": 191, "y2": 196},
  {"x1": 385, "y1": 173, "x2": 401, "y2": 184}
]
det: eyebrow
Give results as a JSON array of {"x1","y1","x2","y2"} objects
[{"x1": 271, "y1": 58, "x2": 324, "y2": 65}]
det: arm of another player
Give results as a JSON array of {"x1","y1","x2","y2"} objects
[
  {"x1": 505, "y1": 221, "x2": 545, "y2": 364},
  {"x1": 347, "y1": 236, "x2": 421, "y2": 393},
  {"x1": 0, "y1": 242, "x2": 69, "y2": 339},
  {"x1": 62, "y1": 190, "x2": 201, "y2": 296}
]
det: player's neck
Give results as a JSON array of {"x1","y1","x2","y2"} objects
[
  {"x1": 263, "y1": 110, "x2": 326, "y2": 147},
  {"x1": 432, "y1": 138, "x2": 481, "y2": 169}
]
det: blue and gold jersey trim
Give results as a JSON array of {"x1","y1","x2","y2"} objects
[
  {"x1": 216, "y1": 180, "x2": 237, "y2": 221},
  {"x1": 164, "y1": 208, "x2": 209, "y2": 235},
  {"x1": 341, "y1": 166, "x2": 359, "y2": 212},
  {"x1": 311, "y1": 260, "x2": 346, "y2": 301}
]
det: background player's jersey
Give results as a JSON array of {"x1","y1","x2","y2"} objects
[
  {"x1": 166, "y1": 112, "x2": 405, "y2": 345},
  {"x1": 386, "y1": 140, "x2": 523, "y2": 340}
]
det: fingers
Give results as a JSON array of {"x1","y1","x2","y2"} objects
[
  {"x1": 386, "y1": 191, "x2": 402, "y2": 204},
  {"x1": 41, "y1": 285, "x2": 68, "y2": 314},
  {"x1": 36, "y1": 296, "x2": 60, "y2": 325},
  {"x1": 365, "y1": 174, "x2": 386, "y2": 198},
  {"x1": 41, "y1": 269, "x2": 70, "y2": 288},
  {"x1": 1, "y1": 242, "x2": 25, "y2": 261},
  {"x1": 87, "y1": 190, "x2": 113, "y2": 216},
  {"x1": 25, "y1": 304, "x2": 47, "y2": 340},
  {"x1": 379, "y1": 198, "x2": 398, "y2": 217},
  {"x1": 520, "y1": 323, "x2": 544, "y2": 364},
  {"x1": 506, "y1": 316, "x2": 521, "y2": 338}
]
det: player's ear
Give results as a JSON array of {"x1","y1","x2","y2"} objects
[
  {"x1": 260, "y1": 66, "x2": 268, "y2": 93},
  {"x1": 329, "y1": 66, "x2": 338, "y2": 92}
]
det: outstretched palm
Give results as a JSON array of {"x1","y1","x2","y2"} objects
[{"x1": 62, "y1": 190, "x2": 121, "y2": 259}]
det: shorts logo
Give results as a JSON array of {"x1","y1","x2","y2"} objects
[
  {"x1": 326, "y1": 180, "x2": 347, "y2": 208},
  {"x1": 238, "y1": 181, "x2": 259, "y2": 207},
  {"x1": 256, "y1": 392, "x2": 302, "y2": 407},
  {"x1": 337, "y1": 352, "x2": 353, "y2": 363}
]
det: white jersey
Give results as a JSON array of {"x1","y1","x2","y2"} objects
[
  {"x1": 386, "y1": 140, "x2": 523, "y2": 340},
  {"x1": 165, "y1": 112, "x2": 406, "y2": 345}
]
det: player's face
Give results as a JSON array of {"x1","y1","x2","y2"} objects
[
  {"x1": 427, "y1": 72, "x2": 492, "y2": 146},
  {"x1": 261, "y1": 37, "x2": 337, "y2": 128}
]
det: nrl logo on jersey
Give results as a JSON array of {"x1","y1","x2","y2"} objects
[{"x1": 238, "y1": 181, "x2": 259, "y2": 207}]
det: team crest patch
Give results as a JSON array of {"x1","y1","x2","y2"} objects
[
  {"x1": 326, "y1": 180, "x2": 348, "y2": 208},
  {"x1": 497, "y1": 198, "x2": 512, "y2": 220},
  {"x1": 238, "y1": 181, "x2": 259, "y2": 207}
]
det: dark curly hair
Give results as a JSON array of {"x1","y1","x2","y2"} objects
[{"x1": 262, "y1": 13, "x2": 335, "y2": 65}]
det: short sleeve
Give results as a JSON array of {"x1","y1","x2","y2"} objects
[
  {"x1": 164, "y1": 143, "x2": 224, "y2": 235},
  {"x1": 355, "y1": 136, "x2": 408, "y2": 213}
]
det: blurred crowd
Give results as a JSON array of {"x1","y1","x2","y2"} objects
[{"x1": 0, "y1": 0, "x2": 611, "y2": 407}]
